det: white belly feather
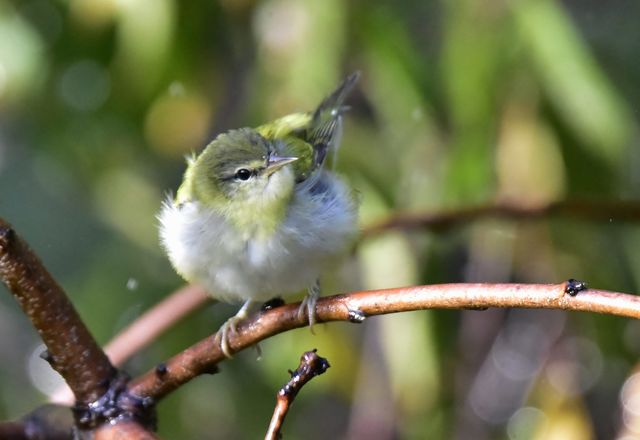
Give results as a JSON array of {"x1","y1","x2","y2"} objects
[{"x1": 158, "y1": 173, "x2": 357, "y2": 303}]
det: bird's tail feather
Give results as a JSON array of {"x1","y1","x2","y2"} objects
[{"x1": 308, "y1": 72, "x2": 360, "y2": 170}]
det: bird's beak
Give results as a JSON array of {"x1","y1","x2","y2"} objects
[{"x1": 264, "y1": 155, "x2": 298, "y2": 176}]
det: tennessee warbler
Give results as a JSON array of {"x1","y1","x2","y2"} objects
[{"x1": 159, "y1": 73, "x2": 359, "y2": 356}]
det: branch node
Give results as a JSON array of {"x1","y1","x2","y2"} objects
[
  {"x1": 154, "y1": 363, "x2": 168, "y2": 378},
  {"x1": 39, "y1": 349, "x2": 54, "y2": 366},
  {"x1": 280, "y1": 350, "x2": 330, "y2": 399},
  {"x1": 0, "y1": 225, "x2": 15, "y2": 247},
  {"x1": 565, "y1": 279, "x2": 588, "y2": 297},
  {"x1": 261, "y1": 297, "x2": 285, "y2": 311},
  {"x1": 134, "y1": 397, "x2": 156, "y2": 411},
  {"x1": 265, "y1": 350, "x2": 331, "y2": 440},
  {"x1": 73, "y1": 372, "x2": 157, "y2": 433},
  {"x1": 347, "y1": 308, "x2": 366, "y2": 323}
]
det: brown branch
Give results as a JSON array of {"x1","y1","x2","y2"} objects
[
  {"x1": 0, "y1": 422, "x2": 30, "y2": 440},
  {"x1": 265, "y1": 350, "x2": 330, "y2": 440},
  {"x1": 128, "y1": 281, "x2": 640, "y2": 401},
  {"x1": 0, "y1": 219, "x2": 157, "y2": 435},
  {"x1": 104, "y1": 285, "x2": 209, "y2": 366},
  {"x1": 0, "y1": 404, "x2": 74, "y2": 440},
  {"x1": 0, "y1": 218, "x2": 115, "y2": 405},
  {"x1": 39, "y1": 199, "x2": 639, "y2": 405},
  {"x1": 361, "y1": 199, "x2": 640, "y2": 238},
  {"x1": 50, "y1": 285, "x2": 209, "y2": 405},
  {"x1": 94, "y1": 420, "x2": 161, "y2": 440}
]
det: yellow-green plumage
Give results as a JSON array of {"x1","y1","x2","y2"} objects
[
  {"x1": 174, "y1": 129, "x2": 295, "y2": 238},
  {"x1": 158, "y1": 73, "x2": 360, "y2": 356}
]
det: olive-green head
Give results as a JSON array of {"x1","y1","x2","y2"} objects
[
  {"x1": 176, "y1": 128, "x2": 298, "y2": 231},
  {"x1": 173, "y1": 73, "x2": 360, "y2": 234}
]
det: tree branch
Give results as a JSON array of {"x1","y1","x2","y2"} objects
[
  {"x1": 265, "y1": 350, "x2": 330, "y2": 440},
  {"x1": 0, "y1": 422, "x2": 30, "y2": 440},
  {"x1": 94, "y1": 420, "x2": 161, "y2": 440},
  {"x1": 0, "y1": 218, "x2": 157, "y2": 435},
  {"x1": 42, "y1": 198, "x2": 640, "y2": 405},
  {"x1": 4, "y1": 198, "x2": 640, "y2": 435},
  {"x1": 104, "y1": 285, "x2": 209, "y2": 366},
  {"x1": 50, "y1": 285, "x2": 209, "y2": 405},
  {"x1": 361, "y1": 199, "x2": 640, "y2": 238},
  {"x1": 128, "y1": 281, "x2": 640, "y2": 401},
  {"x1": 0, "y1": 218, "x2": 115, "y2": 404},
  {"x1": 0, "y1": 405, "x2": 73, "y2": 440}
]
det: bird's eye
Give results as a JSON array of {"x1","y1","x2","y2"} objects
[{"x1": 235, "y1": 168, "x2": 252, "y2": 181}]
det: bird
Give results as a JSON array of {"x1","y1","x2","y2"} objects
[{"x1": 159, "y1": 72, "x2": 360, "y2": 357}]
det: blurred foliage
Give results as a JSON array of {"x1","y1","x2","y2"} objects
[{"x1": 1, "y1": 0, "x2": 640, "y2": 438}]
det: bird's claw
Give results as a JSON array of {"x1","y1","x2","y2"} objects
[
  {"x1": 217, "y1": 300, "x2": 256, "y2": 358},
  {"x1": 218, "y1": 316, "x2": 242, "y2": 358},
  {"x1": 298, "y1": 282, "x2": 320, "y2": 333}
]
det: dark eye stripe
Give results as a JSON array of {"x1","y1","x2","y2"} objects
[{"x1": 219, "y1": 167, "x2": 264, "y2": 182}]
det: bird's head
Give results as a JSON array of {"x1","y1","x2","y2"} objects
[{"x1": 178, "y1": 128, "x2": 298, "y2": 226}]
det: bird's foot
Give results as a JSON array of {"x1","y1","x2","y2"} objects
[
  {"x1": 218, "y1": 315, "x2": 243, "y2": 358},
  {"x1": 217, "y1": 300, "x2": 256, "y2": 358},
  {"x1": 297, "y1": 280, "x2": 320, "y2": 333}
]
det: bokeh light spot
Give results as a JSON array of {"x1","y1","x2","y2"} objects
[
  {"x1": 144, "y1": 89, "x2": 211, "y2": 156},
  {"x1": 507, "y1": 407, "x2": 548, "y2": 440},
  {"x1": 57, "y1": 59, "x2": 110, "y2": 112},
  {"x1": 27, "y1": 344, "x2": 65, "y2": 397}
]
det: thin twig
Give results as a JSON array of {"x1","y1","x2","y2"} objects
[
  {"x1": 361, "y1": 199, "x2": 640, "y2": 238},
  {"x1": 265, "y1": 350, "x2": 330, "y2": 440},
  {"x1": 128, "y1": 282, "x2": 640, "y2": 401},
  {"x1": 50, "y1": 285, "x2": 209, "y2": 405},
  {"x1": 105, "y1": 285, "x2": 209, "y2": 366},
  {"x1": 0, "y1": 218, "x2": 115, "y2": 404}
]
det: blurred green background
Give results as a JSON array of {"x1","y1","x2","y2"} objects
[{"x1": 1, "y1": 0, "x2": 640, "y2": 438}]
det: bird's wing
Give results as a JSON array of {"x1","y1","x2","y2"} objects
[
  {"x1": 257, "y1": 113, "x2": 315, "y2": 183},
  {"x1": 258, "y1": 72, "x2": 360, "y2": 182},
  {"x1": 257, "y1": 112, "x2": 311, "y2": 140},
  {"x1": 305, "y1": 72, "x2": 360, "y2": 168}
]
